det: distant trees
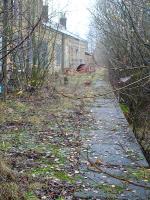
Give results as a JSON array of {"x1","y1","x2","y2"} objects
[
  {"x1": 91, "y1": 0, "x2": 150, "y2": 145},
  {"x1": 92, "y1": 0, "x2": 150, "y2": 66}
]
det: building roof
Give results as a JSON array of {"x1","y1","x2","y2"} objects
[{"x1": 44, "y1": 21, "x2": 87, "y2": 43}]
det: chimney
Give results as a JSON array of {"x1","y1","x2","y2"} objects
[
  {"x1": 42, "y1": 1, "x2": 48, "y2": 22},
  {"x1": 59, "y1": 13, "x2": 67, "y2": 29}
]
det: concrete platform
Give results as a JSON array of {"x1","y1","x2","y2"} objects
[{"x1": 74, "y1": 77, "x2": 150, "y2": 199}]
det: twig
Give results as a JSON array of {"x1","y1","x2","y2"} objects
[
  {"x1": 55, "y1": 74, "x2": 150, "y2": 100},
  {"x1": 86, "y1": 150, "x2": 150, "y2": 190},
  {"x1": 0, "y1": 17, "x2": 41, "y2": 61}
]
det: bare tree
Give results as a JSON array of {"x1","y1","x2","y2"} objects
[
  {"x1": 91, "y1": 0, "x2": 150, "y2": 149},
  {"x1": 0, "y1": 0, "x2": 59, "y2": 99}
]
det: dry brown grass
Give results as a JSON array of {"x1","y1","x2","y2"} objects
[
  {"x1": 0, "y1": 182, "x2": 20, "y2": 200},
  {"x1": 0, "y1": 159, "x2": 15, "y2": 181},
  {"x1": 0, "y1": 158, "x2": 23, "y2": 200}
]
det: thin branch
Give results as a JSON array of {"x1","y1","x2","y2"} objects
[
  {"x1": 0, "y1": 17, "x2": 41, "y2": 61},
  {"x1": 86, "y1": 150, "x2": 150, "y2": 189}
]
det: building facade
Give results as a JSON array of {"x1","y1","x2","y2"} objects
[
  {"x1": 0, "y1": 0, "x2": 89, "y2": 77},
  {"x1": 51, "y1": 23, "x2": 88, "y2": 71}
]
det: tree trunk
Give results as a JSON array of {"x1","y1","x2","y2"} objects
[{"x1": 2, "y1": 0, "x2": 8, "y2": 101}]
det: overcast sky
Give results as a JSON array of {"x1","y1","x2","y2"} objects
[{"x1": 49, "y1": 0, "x2": 92, "y2": 39}]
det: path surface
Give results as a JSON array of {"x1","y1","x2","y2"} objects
[{"x1": 74, "y1": 73, "x2": 150, "y2": 199}]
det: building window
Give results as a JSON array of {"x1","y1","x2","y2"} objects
[
  {"x1": 39, "y1": 40, "x2": 48, "y2": 66},
  {"x1": 56, "y1": 44, "x2": 62, "y2": 66},
  {"x1": 80, "y1": 59, "x2": 83, "y2": 64},
  {"x1": 76, "y1": 48, "x2": 78, "y2": 55}
]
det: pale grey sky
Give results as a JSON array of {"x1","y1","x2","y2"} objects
[{"x1": 49, "y1": 0, "x2": 92, "y2": 39}]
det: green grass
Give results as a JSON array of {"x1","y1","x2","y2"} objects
[
  {"x1": 95, "y1": 183, "x2": 125, "y2": 198},
  {"x1": 56, "y1": 197, "x2": 65, "y2": 200},
  {"x1": 25, "y1": 191, "x2": 39, "y2": 200},
  {"x1": 0, "y1": 141, "x2": 12, "y2": 151},
  {"x1": 31, "y1": 165, "x2": 74, "y2": 183},
  {"x1": 128, "y1": 168, "x2": 150, "y2": 182},
  {"x1": 120, "y1": 103, "x2": 129, "y2": 113},
  {"x1": 54, "y1": 171, "x2": 75, "y2": 183}
]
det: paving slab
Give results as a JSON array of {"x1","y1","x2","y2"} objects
[{"x1": 74, "y1": 75, "x2": 150, "y2": 199}]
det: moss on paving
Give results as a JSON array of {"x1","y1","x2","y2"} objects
[
  {"x1": 127, "y1": 167, "x2": 150, "y2": 182},
  {"x1": 95, "y1": 183, "x2": 125, "y2": 199}
]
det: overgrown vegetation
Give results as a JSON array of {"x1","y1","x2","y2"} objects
[
  {"x1": 91, "y1": 0, "x2": 150, "y2": 161},
  {"x1": 0, "y1": 70, "x2": 100, "y2": 199},
  {"x1": 0, "y1": 0, "x2": 58, "y2": 101},
  {"x1": 0, "y1": 0, "x2": 150, "y2": 198}
]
